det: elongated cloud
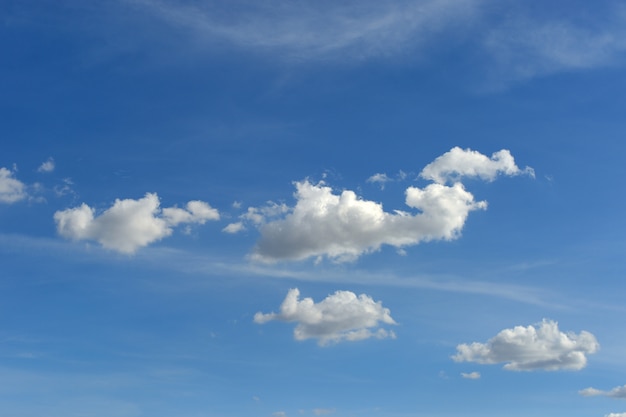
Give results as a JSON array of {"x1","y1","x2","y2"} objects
[
  {"x1": 453, "y1": 319, "x2": 599, "y2": 371},
  {"x1": 254, "y1": 288, "x2": 396, "y2": 346},
  {"x1": 580, "y1": 385, "x2": 626, "y2": 399},
  {"x1": 250, "y1": 147, "x2": 529, "y2": 263},
  {"x1": 420, "y1": 147, "x2": 534, "y2": 184},
  {"x1": 0, "y1": 167, "x2": 27, "y2": 203},
  {"x1": 54, "y1": 193, "x2": 219, "y2": 253}
]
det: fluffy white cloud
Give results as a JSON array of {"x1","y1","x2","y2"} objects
[
  {"x1": 0, "y1": 167, "x2": 27, "y2": 203},
  {"x1": 254, "y1": 288, "x2": 396, "y2": 346},
  {"x1": 453, "y1": 319, "x2": 599, "y2": 371},
  {"x1": 580, "y1": 385, "x2": 626, "y2": 399},
  {"x1": 37, "y1": 158, "x2": 55, "y2": 173},
  {"x1": 54, "y1": 193, "x2": 219, "y2": 253},
  {"x1": 461, "y1": 371, "x2": 481, "y2": 379},
  {"x1": 366, "y1": 173, "x2": 392, "y2": 189},
  {"x1": 251, "y1": 180, "x2": 485, "y2": 263},
  {"x1": 248, "y1": 147, "x2": 530, "y2": 263},
  {"x1": 420, "y1": 147, "x2": 534, "y2": 184}
]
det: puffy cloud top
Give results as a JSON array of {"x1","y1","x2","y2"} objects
[
  {"x1": 54, "y1": 193, "x2": 219, "y2": 254},
  {"x1": 453, "y1": 319, "x2": 599, "y2": 371},
  {"x1": 252, "y1": 180, "x2": 486, "y2": 263},
  {"x1": 420, "y1": 147, "x2": 534, "y2": 184},
  {"x1": 254, "y1": 288, "x2": 396, "y2": 346},
  {"x1": 0, "y1": 167, "x2": 27, "y2": 203}
]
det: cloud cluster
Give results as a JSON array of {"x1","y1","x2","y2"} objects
[
  {"x1": 580, "y1": 385, "x2": 626, "y2": 399},
  {"x1": 54, "y1": 193, "x2": 219, "y2": 253},
  {"x1": 248, "y1": 147, "x2": 529, "y2": 263},
  {"x1": 254, "y1": 288, "x2": 396, "y2": 346},
  {"x1": 453, "y1": 319, "x2": 599, "y2": 371},
  {"x1": 0, "y1": 167, "x2": 27, "y2": 204}
]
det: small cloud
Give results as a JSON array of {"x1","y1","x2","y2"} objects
[
  {"x1": 366, "y1": 173, "x2": 391, "y2": 189},
  {"x1": 223, "y1": 222, "x2": 245, "y2": 234},
  {"x1": 54, "y1": 193, "x2": 220, "y2": 253},
  {"x1": 420, "y1": 147, "x2": 534, "y2": 184},
  {"x1": 254, "y1": 288, "x2": 396, "y2": 346},
  {"x1": 605, "y1": 414, "x2": 626, "y2": 417},
  {"x1": 0, "y1": 167, "x2": 27, "y2": 203},
  {"x1": 232, "y1": 200, "x2": 242, "y2": 209},
  {"x1": 580, "y1": 385, "x2": 626, "y2": 399},
  {"x1": 461, "y1": 371, "x2": 481, "y2": 379},
  {"x1": 453, "y1": 319, "x2": 599, "y2": 371},
  {"x1": 273, "y1": 412, "x2": 287, "y2": 417},
  {"x1": 313, "y1": 408, "x2": 335, "y2": 415},
  {"x1": 252, "y1": 396, "x2": 260, "y2": 402},
  {"x1": 37, "y1": 158, "x2": 55, "y2": 173}
]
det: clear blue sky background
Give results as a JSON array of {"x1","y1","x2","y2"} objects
[{"x1": 2, "y1": 1, "x2": 626, "y2": 416}]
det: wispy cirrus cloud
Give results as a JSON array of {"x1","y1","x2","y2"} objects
[{"x1": 124, "y1": 0, "x2": 626, "y2": 86}]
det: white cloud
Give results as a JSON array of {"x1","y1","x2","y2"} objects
[
  {"x1": 580, "y1": 385, "x2": 626, "y2": 399},
  {"x1": 453, "y1": 319, "x2": 599, "y2": 371},
  {"x1": 222, "y1": 222, "x2": 245, "y2": 234},
  {"x1": 54, "y1": 193, "x2": 219, "y2": 253},
  {"x1": 420, "y1": 147, "x2": 534, "y2": 184},
  {"x1": 273, "y1": 412, "x2": 287, "y2": 417},
  {"x1": 254, "y1": 288, "x2": 396, "y2": 346},
  {"x1": 461, "y1": 371, "x2": 481, "y2": 379},
  {"x1": 133, "y1": 0, "x2": 481, "y2": 62},
  {"x1": 366, "y1": 173, "x2": 392, "y2": 189},
  {"x1": 249, "y1": 147, "x2": 531, "y2": 263},
  {"x1": 313, "y1": 409, "x2": 335, "y2": 416},
  {"x1": 37, "y1": 158, "x2": 55, "y2": 173},
  {"x1": 0, "y1": 167, "x2": 28, "y2": 204},
  {"x1": 606, "y1": 414, "x2": 626, "y2": 417}
]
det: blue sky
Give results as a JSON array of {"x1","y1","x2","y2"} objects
[{"x1": 2, "y1": 1, "x2": 626, "y2": 416}]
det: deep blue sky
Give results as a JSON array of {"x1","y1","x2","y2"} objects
[{"x1": 2, "y1": 1, "x2": 626, "y2": 416}]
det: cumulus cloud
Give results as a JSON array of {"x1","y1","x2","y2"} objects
[
  {"x1": 453, "y1": 319, "x2": 599, "y2": 371},
  {"x1": 54, "y1": 193, "x2": 219, "y2": 253},
  {"x1": 420, "y1": 147, "x2": 534, "y2": 184},
  {"x1": 580, "y1": 385, "x2": 626, "y2": 399},
  {"x1": 461, "y1": 371, "x2": 481, "y2": 379},
  {"x1": 254, "y1": 288, "x2": 396, "y2": 346},
  {"x1": 0, "y1": 167, "x2": 27, "y2": 203},
  {"x1": 249, "y1": 147, "x2": 530, "y2": 263},
  {"x1": 37, "y1": 158, "x2": 55, "y2": 173},
  {"x1": 133, "y1": 0, "x2": 481, "y2": 62}
]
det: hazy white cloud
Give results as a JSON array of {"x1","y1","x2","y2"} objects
[
  {"x1": 0, "y1": 167, "x2": 27, "y2": 203},
  {"x1": 254, "y1": 288, "x2": 396, "y2": 346},
  {"x1": 453, "y1": 319, "x2": 599, "y2": 371},
  {"x1": 605, "y1": 413, "x2": 626, "y2": 417},
  {"x1": 54, "y1": 193, "x2": 219, "y2": 253},
  {"x1": 313, "y1": 409, "x2": 335, "y2": 416},
  {"x1": 366, "y1": 173, "x2": 392, "y2": 189},
  {"x1": 250, "y1": 147, "x2": 530, "y2": 263},
  {"x1": 580, "y1": 385, "x2": 626, "y2": 399},
  {"x1": 273, "y1": 412, "x2": 287, "y2": 417},
  {"x1": 222, "y1": 222, "x2": 245, "y2": 234},
  {"x1": 132, "y1": 0, "x2": 481, "y2": 62},
  {"x1": 420, "y1": 147, "x2": 534, "y2": 184},
  {"x1": 37, "y1": 158, "x2": 55, "y2": 173},
  {"x1": 461, "y1": 371, "x2": 481, "y2": 379}
]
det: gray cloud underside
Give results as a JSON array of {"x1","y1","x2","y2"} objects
[
  {"x1": 254, "y1": 288, "x2": 396, "y2": 346},
  {"x1": 453, "y1": 319, "x2": 599, "y2": 371}
]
